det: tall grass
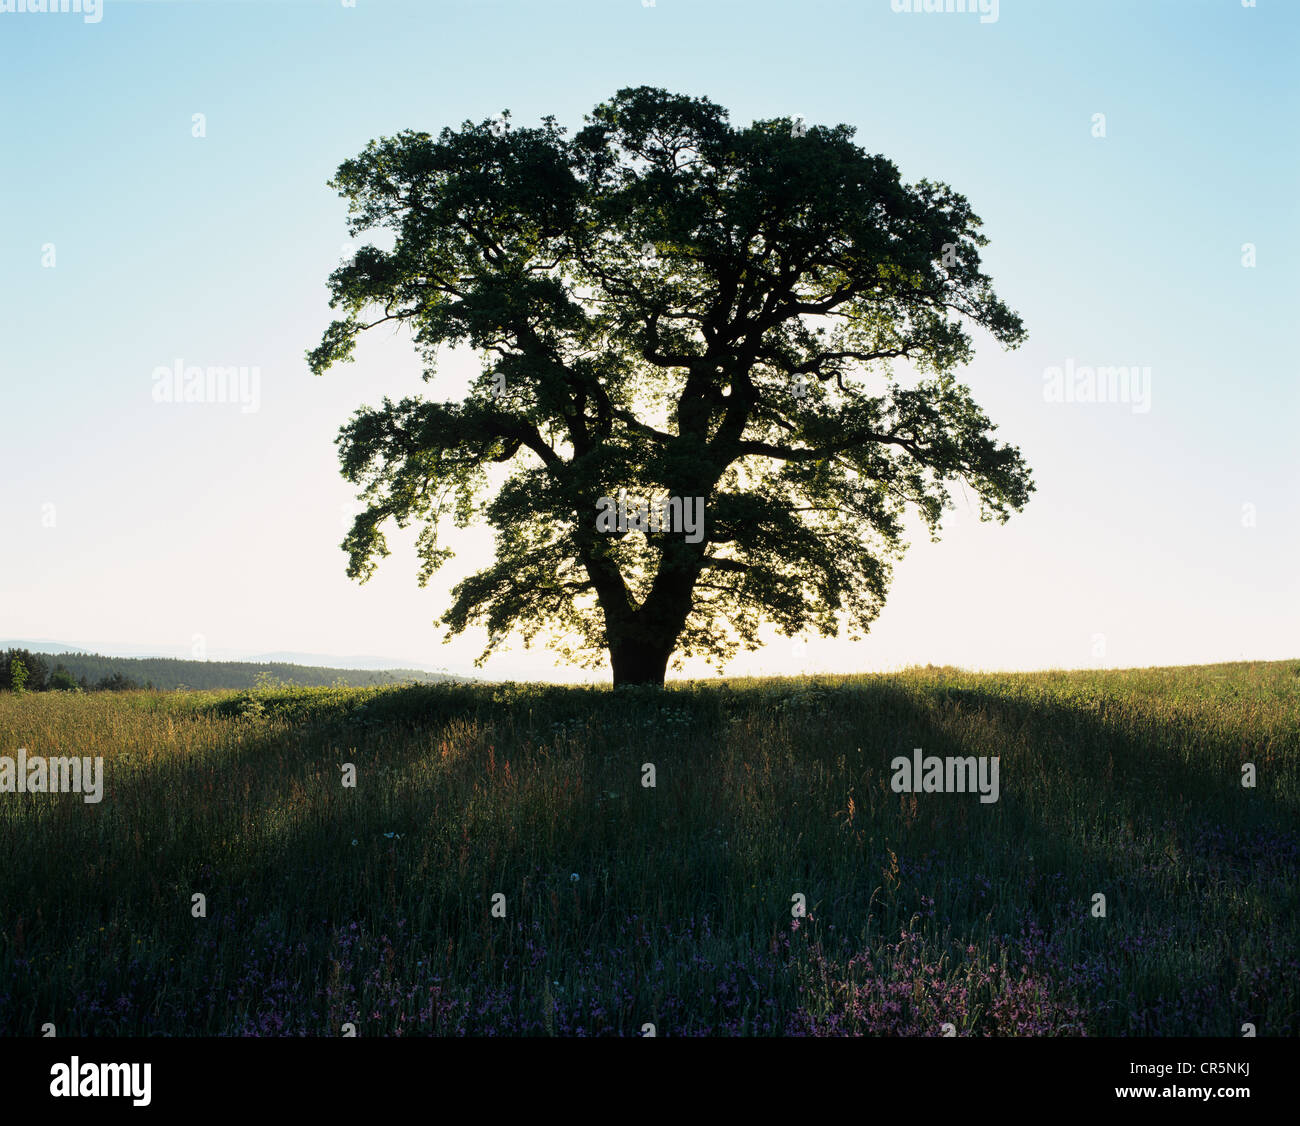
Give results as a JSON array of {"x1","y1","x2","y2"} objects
[{"x1": 0, "y1": 661, "x2": 1295, "y2": 1035}]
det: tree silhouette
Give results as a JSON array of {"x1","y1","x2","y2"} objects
[{"x1": 309, "y1": 87, "x2": 1033, "y2": 686}]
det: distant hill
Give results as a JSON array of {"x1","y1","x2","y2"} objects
[
  {"x1": 1, "y1": 646, "x2": 464, "y2": 691},
  {"x1": 2, "y1": 639, "x2": 450, "y2": 673}
]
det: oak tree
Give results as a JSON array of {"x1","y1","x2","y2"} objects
[{"x1": 309, "y1": 87, "x2": 1033, "y2": 686}]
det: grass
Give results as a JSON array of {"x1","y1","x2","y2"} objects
[{"x1": 0, "y1": 660, "x2": 1296, "y2": 1036}]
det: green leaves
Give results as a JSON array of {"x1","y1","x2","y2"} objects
[{"x1": 309, "y1": 88, "x2": 1033, "y2": 681}]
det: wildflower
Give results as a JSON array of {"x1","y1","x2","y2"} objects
[{"x1": 570, "y1": 873, "x2": 579, "y2": 882}]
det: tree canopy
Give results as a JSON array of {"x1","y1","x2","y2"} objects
[{"x1": 309, "y1": 87, "x2": 1033, "y2": 686}]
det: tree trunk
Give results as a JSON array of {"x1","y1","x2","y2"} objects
[{"x1": 609, "y1": 638, "x2": 673, "y2": 687}]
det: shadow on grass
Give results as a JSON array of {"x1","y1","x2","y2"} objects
[{"x1": 3, "y1": 674, "x2": 1295, "y2": 1034}]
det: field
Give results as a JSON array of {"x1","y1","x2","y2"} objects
[{"x1": 1, "y1": 661, "x2": 1296, "y2": 1037}]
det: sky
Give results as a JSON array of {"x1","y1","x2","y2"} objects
[{"x1": 1, "y1": 0, "x2": 1297, "y2": 682}]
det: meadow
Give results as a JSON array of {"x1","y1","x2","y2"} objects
[{"x1": 0, "y1": 661, "x2": 1296, "y2": 1036}]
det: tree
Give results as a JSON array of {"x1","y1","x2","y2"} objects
[
  {"x1": 309, "y1": 87, "x2": 1033, "y2": 687},
  {"x1": 1, "y1": 649, "x2": 48, "y2": 693},
  {"x1": 94, "y1": 672, "x2": 141, "y2": 692}
]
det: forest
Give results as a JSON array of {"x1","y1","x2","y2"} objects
[{"x1": 0, "y1": 648, "x2": 452, "y2": 693}]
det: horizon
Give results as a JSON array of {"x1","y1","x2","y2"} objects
[{"x1": 4, "y1": 636, "x2": 1294, "y2": 687}]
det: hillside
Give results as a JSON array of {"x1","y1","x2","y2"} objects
[
  {"x1": 1, "y1": 649, "x2": 460, "y2": 691},
  {"x1": 0, "y1": 660, "x2": 1295, "y2": 1036}
]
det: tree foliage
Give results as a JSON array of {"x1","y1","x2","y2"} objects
[
  {"x1": 1, "y1": 650, "x2": 47, "y2": 693},
  {"x1": 310, "y1": 87, "x2": 1033, "y2": 685}
]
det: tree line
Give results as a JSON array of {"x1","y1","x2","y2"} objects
[{"x1": 0, "y1": 649, "x2": 452, "y2": 693}]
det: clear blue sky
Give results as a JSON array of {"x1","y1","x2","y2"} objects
[{"x1": 2, "y1": 0, "x2": 1296, "y2": 680}]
